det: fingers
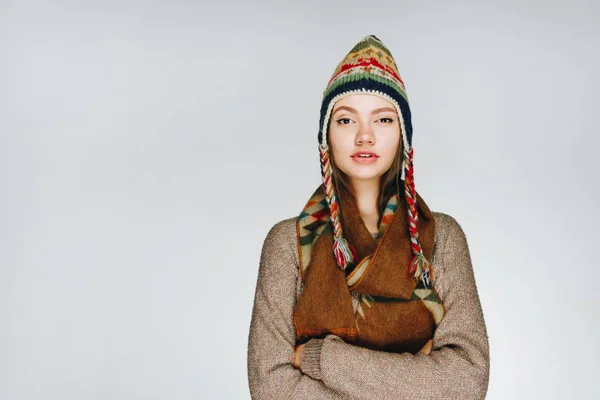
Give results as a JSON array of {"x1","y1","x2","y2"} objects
[
  {"x1": 293, "y1": 344, "x2": 304, "y2": 368},
  {"x1": 419, "y1": 339, "x2": 433, "y2": 355}
]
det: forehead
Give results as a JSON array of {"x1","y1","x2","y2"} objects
[{"x1": 332, "y1": 93, "x2": 395, "y2": 111}]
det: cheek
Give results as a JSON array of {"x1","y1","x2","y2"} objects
[
  {"x1": 380, "y1": 134, "x2": 401, "y2": 157},
  {"x1": 329, "y1": 131, "x2": 353, "y2": 157}
]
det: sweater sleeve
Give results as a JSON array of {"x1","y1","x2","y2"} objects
[
  {"x1": 299, "y1": 213, "x2": 490, "y2": 399},
  {"x1": 247, "y1": 219, "x2": 348, "y2": 400}
]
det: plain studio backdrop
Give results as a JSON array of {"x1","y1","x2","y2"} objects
[{"x1": 1, "y1": 0, "x2": 599, "y2": 399}]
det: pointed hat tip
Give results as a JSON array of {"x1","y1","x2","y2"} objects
[{"x1": 364, "y1": 34, "x2": 382, "y2": 41}]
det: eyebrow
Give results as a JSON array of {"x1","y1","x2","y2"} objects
[{"x1": 332, "y1": 106, "x2": 396, "y2": 115}]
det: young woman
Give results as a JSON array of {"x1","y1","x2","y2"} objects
[{"x1": 247, "y1": 35, "x2": 490, "y2": 399}]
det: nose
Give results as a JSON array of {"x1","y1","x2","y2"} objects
[{"x1": 355, "y1": 123, "x2": 375, "y2": 145}]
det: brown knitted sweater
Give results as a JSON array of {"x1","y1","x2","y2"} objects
[{"x1": 247, "y1": 212, "x2": 490, "y2": 399}]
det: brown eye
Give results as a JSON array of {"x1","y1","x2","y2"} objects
[
  {"x1": 336, "y1": 118, "x2": 352, "y2": 125},
  {"x1": 379, "y1": 117, "x2": 394, "y2": 123}
]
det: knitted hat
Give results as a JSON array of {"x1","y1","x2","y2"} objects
[{"x1": 318, "y1": 34, "x2": 431, "y2": 285}]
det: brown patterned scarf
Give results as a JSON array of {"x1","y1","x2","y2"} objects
[{"x1": 293, "y1": 184, "x2": 445, "y2": 354}]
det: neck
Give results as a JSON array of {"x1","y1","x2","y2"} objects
[{"x1": 351, "y1": 179, "x2": 380, "y2": 232}]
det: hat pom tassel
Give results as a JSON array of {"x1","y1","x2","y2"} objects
[
  {"x1": 333, "y1": 237, "x2": 356, "y2": 270},
  {"x1": 409, "y1": 253, "x2": 432, "y2": 287}
]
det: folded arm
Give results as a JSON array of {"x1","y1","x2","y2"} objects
[
  {"x1": 247, "y1": 219, "x2": 347, "y2": 400},
  {"x1": 299, "y1": 213, "x2": 490, "y2": 399}
]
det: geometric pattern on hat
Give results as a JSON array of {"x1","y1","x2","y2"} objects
[
  {"x1": 316, "y1": 34, "x2": 432, "y2": 287},
  {"x1": 318, "y1": 35, "x2": 412, "y2": 148}
]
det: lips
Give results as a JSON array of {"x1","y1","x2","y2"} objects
[
  {"x1": 351, "y1": 150, "x2": 379, "y2": 164},
  {"x1": 351, "y1": 150, "x2": 379, "y2": 159}
]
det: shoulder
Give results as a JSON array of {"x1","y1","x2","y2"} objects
[
  {"x1": 432, "y1": 211, "x2": 463, "y2": 233},
  {"x1": 431, "y1": 211, "x2": 469, "y2": 250},
  {"x1": 430, "y1": 210, "x2": 473, "y2": 282},
  {"x1": 264, "y1": 216, "x2": 298, "y2": 244},
  {"x1": 260, "y1": 216, "x2": 300, "y2": 262}
]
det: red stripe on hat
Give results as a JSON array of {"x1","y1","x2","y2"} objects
[{"x1": 329, "y1": 57, "x2": 404, "y2": 87}]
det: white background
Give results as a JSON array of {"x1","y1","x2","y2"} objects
[{"x1": 1, "y1": 0, "x2": 599, "y2": 399}]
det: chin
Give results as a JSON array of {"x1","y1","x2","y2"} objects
[{"x1": 345, "y1": 169, "x2": 385, "y2": 182}]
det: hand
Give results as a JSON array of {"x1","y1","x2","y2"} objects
[
  {"x1": 293, "y1": 343, "x2": 305, "y2": 368},
  {"x1": 418, "y1": 339, "x2": 433, "y2": 355}
]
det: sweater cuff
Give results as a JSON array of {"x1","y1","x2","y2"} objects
[{"x1": 300, "y1": 338, "x2": 324, "y2": 380}]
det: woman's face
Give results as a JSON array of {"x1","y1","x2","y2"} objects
[{"x1": 328, "y1": 94, "x2": 401, "y2": 185}]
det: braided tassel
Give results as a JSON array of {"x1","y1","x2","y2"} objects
[
  {"x1": 409, "y1": 253, "x2": 432, "y2": 288},
  {"x1": 319, "y1": 143, "x2": 356, "y2": 269},
  {"x1": 333, "y1": 237, "x2": 357, "y2": 269},
  {"x1": 403, "y1": 146, "x2": 433, "y2": 287}
]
